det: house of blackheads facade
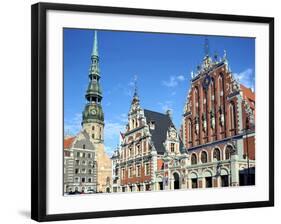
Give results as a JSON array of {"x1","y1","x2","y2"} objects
[{"x1": 111, "y1": 50, "x2": 255, "y2": 192}]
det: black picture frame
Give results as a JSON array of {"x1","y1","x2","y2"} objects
[{"x1": 31, "y1": 2, "x2": 274, "y2": 222}]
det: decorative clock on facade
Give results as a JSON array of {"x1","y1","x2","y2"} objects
[{"x1": 203, "y1": 74, "x2": 211, "y2": 89}]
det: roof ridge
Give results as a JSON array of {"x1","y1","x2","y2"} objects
[{"x1": 143, "y1": 108, "x2": 168, "y2": 116}]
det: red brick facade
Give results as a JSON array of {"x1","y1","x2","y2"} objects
[{"x1": 182, "y1": 59, "x2": 255, "y2": 151}]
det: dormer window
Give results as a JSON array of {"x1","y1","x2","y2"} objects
[
  {"x1": 149, "y1": 121, "x2": 155, "y2": 130},
  {"x1": 170, "y1": 143, "x2": 175, "y2": 153}
]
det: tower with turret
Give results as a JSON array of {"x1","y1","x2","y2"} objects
[
  {"x1": 82, "y1": 31, "x2": 104, "y2": 143},
  {"x1": 64, "y1": 31, "x2": 112, "y2": 194}
]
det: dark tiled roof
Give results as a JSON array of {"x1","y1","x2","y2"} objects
[{"x1": 144, "y1": 109, "x2": 184, "y2": 155}]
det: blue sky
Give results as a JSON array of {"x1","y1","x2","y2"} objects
[{"x1": 64, "y1": 28, "x2": 255, "y2": 155}]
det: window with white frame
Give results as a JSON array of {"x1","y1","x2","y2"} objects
[
  {"x1": 136, "y1": 165, "x2": 141, "y2": 177},
  {"x1": 129, "y1": 166, "x2": 133, "y2": 177},
  {"x1": 170, "y1": 143, "x2": 175, "y2": 153},
  {"x1": 145, "y1": 163, "x2": 150, "y2": 176}
]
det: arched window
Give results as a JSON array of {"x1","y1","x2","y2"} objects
[
  {"x1": 191, "y1": 154, "x2": 197, "y2": 165},
  {"x1": 213, "y1": 148, "x2": 221, "y2": 161},
  {"x1": 210, "y1": 80, "x2": 214, "y2": 109},
  {"x1": 194, "y1": 87, "x2": 199, "y2": 114},
  {"x1": 229, "y1": 102, "x2": 236, "y2": 131},
  {"x1": 201, "y1": 151, "x2": 208, "y2": 163},
  {"x1": 218, "y1": 75, "x2": 223, "y2": 105},
  {"x1": 188, "y1": 119, "x2": 192, "y2": 142},
  {"x1": 225, "y1": 145, "x2": 232, "y2": 160}
]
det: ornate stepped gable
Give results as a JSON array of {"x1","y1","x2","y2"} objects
[
  {"x1": 182, "y1": 50, "x2": 255, "y2": 150},
  {"x1": 112, "y1": 84, "x2": 184, "y2": 192},
  {"x1": 179, "y1": 47, "x2": 255, "y2": 188}
]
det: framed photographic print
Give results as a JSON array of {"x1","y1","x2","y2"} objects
[{"x1": 31, "y1": 2, "x2": 274, "y2": 222}]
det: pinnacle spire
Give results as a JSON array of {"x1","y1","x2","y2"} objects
[
  {"x1": 131, "y1": 75, "x2": 140, "y2": 105},
  {"x1": 92, "y1": 30, "x2": 99, "y2": 57},
  {"x1": 204, "y1": 36, "x2": 209, "y2": 56},
  {"x1": 133, "y1": 75, "x2": 138, "y2": 98}
]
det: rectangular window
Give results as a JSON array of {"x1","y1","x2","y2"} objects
[
  {"x1": 145, "y1": 163, "x2": 150, "y2": 176},
  {"x1": 221, "y1": 175, "x2": 229, "y2": 187},
  {"x1": 205, "y1": 177, "x2": 213, "y2": 188},
  {"x1": 81, "y1": 177, "x2": 85, "y2": 183},
  {"x1": 137, "y1": 145, "x2": 141, "y2": 155},
  {"x1": 129, "y1": 167, "x2": 133, "y2": 177},
  {"x1": 171, "y1": 143, "x2": 175, "y2": 153},
  {"x1": 122, "y1": 168, "x2": 125, "y2": 179},
  {"x1": 75, "y1": 168, "x2": 79, "y2": 174},
  {"x1": 136, "y1": 165, "x2": 141, "y2": 177},
  {"x1": 129, "y1": 147, "x2": 133, "y2": 158},
  {"x1": 192, "y1": 178, "x2": 198, "y2": 188},
  {"x1": 75, "y1": 160, "x2": 79, "y2": 165},
  {"x1": 76, "y1": 152, "x2": 80, "y2": 157},
  {"x1": 88, "y1": 153, "x2": 91, "y2": 158}
]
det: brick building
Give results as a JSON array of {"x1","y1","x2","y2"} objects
[
  {"x1": 181, "y1": 50, "x2": 255, "y2": 188},
  {"x1": 111, "y1": 86, "x2": 186, "y2": 192}
]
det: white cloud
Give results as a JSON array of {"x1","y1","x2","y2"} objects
[
  {"x1": 119, "y1": 113, "x2": 128, "y2": 123},
  {"x1": 158, "y1": 101, "x2": 173, "y2": 112},
  {"x1": 233, "y1": 68, "x2": 255, "y2": 89},
  {"x1": 177, "y1": 75, "x2": 185, "y2": 81},
  {"x1": 104, "y1": 145, "x2": 115, "y2": 156},
  {"x1": 162, "y1": 75, "x2": 185, "y2": 87},
  {"x1": 104, "y1": 120, "x2": 125, "y2": 141},
  {"x1": 64, "y1": 113, "x2": 82, "y2": 135},
  {"x1": 128, "y1": 81, "x2": 135, "y2": 87},
  {"x1": 104, "y1": 120, "x2": 125, "y2": 155}
]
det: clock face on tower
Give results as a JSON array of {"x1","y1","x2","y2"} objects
[{"x1": 91, "y1": 109, "x2": 97, "y2": 115}]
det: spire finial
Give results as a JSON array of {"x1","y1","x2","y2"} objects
[
  {"x1": 133, "y1": 75, "x2": 138, "y2": 97},
  {"x1": 92, "y1": 30, "x2": 99, "y2": 57},
  {"x1": 223, "y1": 49, "x2": 227, "y2": 60},
  {"x1": 204, "y1": 36, "x2": 209, "y2": 56}
]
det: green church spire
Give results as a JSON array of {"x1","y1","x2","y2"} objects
[
  {"x1": 92, "y1": 30, "x2": 99, "y2": 57},
  {"x1": 82, "y1": 30, "x2": 104, "y2": 126}
]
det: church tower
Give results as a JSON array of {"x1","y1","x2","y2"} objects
[
  {"x1": 82, "y1": 31, "x2": 104, "y2": 143},
  {"x1": 81, "y1": 31, "x2": 112, "y2": 193}
]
